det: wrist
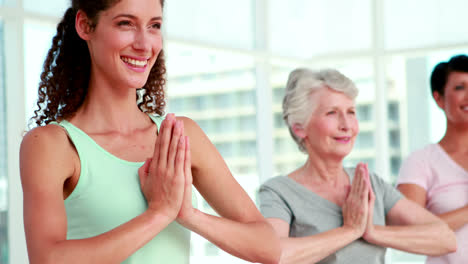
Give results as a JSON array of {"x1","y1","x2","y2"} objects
[
  {"x1": 177, "y1": 208, "x2": 201, "y2": 228},
  {"x1": 363, "y1": 225, "x2": 378, "y2": 243},
  {"x1": 341, "y1": 225, "x2": 364, "y2": 240},
  {"x1": 145, "y1": 207, "x2": 176, "y2": 226}
]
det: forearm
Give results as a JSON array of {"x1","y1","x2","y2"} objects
[
  {"x1": 182, "y1": 209, "x2": 280, "y2": 264},
  {"x1": 29, "y1": 210, "x2": 172, "y2": 264},
  {"x1": 365, "y1": 223, "x2": 456, "y2": 256},
  {"x1": 279, "y1": 227, "x2": 360, "y2": 264},
  {"x1": 437, "y1": 205, "x2": 468, "y2": 231}
]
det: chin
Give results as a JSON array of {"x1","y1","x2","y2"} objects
[
  {"x1": 127, "y1": 79, "x2": 149, "y2": 89},
  {"x1": 332, "y1": 149, "x2": 352, "y2": 159}
]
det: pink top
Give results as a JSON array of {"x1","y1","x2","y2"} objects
[{"x1": 397, "y1": 144, "x2": 468, "y2": 264}]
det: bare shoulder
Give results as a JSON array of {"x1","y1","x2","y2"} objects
[
  {"x1": 176, "y1": 115, "x2": 229, "y2": 172},
  {"x1": 176, "y1": 115, "x2": 214, "y2": 145},
  {"x1": 20, "y1": 124, "x2": 76, "y2": 185},
  {"x1": 21, "y1": 124, "x2": 72, "y2": 158},
  {"x1": 177, "y1": 116, "x2": 204, "y2": 136}
]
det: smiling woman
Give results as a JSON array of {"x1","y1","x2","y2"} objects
[
  {"x1": 397, "y1": 54, "x2": 468, "y2": 264},
  {"x1": 19, "y1": 0, "x2": 281, "y2": 263},
  {"x1": 259, "y1": 68, "x2": 457, "y2": 264}
]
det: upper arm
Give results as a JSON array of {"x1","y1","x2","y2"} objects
[
  {"x1": 179, "y1": 117, "x2": 264, "y2": 222},
  {"x1": 20, "y1": 126, "x2": 77, "y2": 257},
  {"x1": 266, "y1": 218, "x2": 290, "y2": 238},
  {"x1": 386, "y1": 197, "x2": 440, "y2": 226},
  {"x1": 397, "y1": 183, "x2": 427, "y2": 207},
  {"x1": 396, "y1": 149, "x2": 431, "y2": 201}
]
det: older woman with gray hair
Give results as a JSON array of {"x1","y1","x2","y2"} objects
[{"x1": 259, "y1": 68, "x2": 457, "y2": 264}]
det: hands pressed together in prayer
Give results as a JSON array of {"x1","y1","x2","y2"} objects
[
  {"x1": 342, "y1": 162, "x2": 377, "y2": 241},
  {"x1": 138, "y1": 113, "x2": 196, "y2": 227}
]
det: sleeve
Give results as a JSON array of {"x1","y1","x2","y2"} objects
[
  {"x1": 370, "y1": 173, "x2": 403, "y2": 215},
  {"x1": 396, "y1": 149, "x2": 431, "y2": 191},
  {"x1": 258, "y1": 184, "x2": 292, "y2": 224}
]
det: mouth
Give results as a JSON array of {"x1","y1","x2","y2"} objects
[
  {"x1": 334, "y1": 136, "x2": 351, "y2": 143},
  {"x1": 121, "y1": 56, "x2": 149, "y2": 68},
  {"x1": 462, "y1": 105, "x2": 468, "y2": 111}
]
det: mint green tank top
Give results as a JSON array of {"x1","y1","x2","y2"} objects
[{"x1": 55, "y1": 115, "x2": 190, "y2": 263}]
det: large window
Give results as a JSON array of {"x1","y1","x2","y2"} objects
[
  {"x1": 23, "y1": 20, "x2": 57, "y2": 122},
  {"x1": 165, "y1": 43, "x2": 259, "y2": 262},
  {"x1": 3, "y1": 0, "x2": 468, "y2": 263},
  {"x1": 0, "y1": 20, "x2": 8, "y2": 264}
]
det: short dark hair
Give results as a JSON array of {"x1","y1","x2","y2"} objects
[{"x1": 430, "y1": 54, "x2": 468, "y2": 97}]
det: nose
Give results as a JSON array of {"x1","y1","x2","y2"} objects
[
  {"x1": 339, "y1": 113, "x2": 350, "y2": 131},
  {"x1": 132, "y1": 29, "x2": 151, "y2": 53}
]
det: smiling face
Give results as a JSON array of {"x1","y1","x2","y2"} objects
[
  {"x1": 434, "y1": 71, "x2": 468, "y2": 126},
  {"x1": 295, "y1": 87, "x2": 359, "y2": 160},
  {"x1": 78, "y1": 0, "x2": 163, "y2": 90}
]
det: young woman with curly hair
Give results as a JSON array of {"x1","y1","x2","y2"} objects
[{"x1": 19, "y1": 0, "x2": 281, "y2": 263}]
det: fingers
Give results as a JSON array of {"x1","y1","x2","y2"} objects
[
  {"x1": 174, "y1": 134, "x2": 186, "y2": 184},
  {"x1": 361, "y1": 164, "x2": 374, "y2": 201},
  {"x1": 351, "y1": 163, "x2": 366, "y2": 199},
  {"x1": 184, "y1": 136, "x2": 192, "y2": 185},
  {"x1": 151, "y1": 115, "x2": 166, "y2": 168},
  {"x1": 360, "y1": 166, "x2": 370, "y2": 199},
  {"x1": 138, "y1": 158, "x2": 152, "y2": 186},
  {"x1": 154, "y1": 113, "x2": 176, "y2": 171},
  {"x1": 177, "y1": 136, "x2": 193, "y2": 223},
  {"x1": 166, "y1": 120, "x2": 185, "y2": 170}
]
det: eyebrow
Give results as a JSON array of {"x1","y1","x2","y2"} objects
[
  {"x1": 113, "y1": 14, "x2": 162, "y2": 21},
  {"x1": 320, "y1": 105, "x2": 355, "y2": 111}
]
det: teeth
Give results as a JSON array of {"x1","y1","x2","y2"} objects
[
  {"x1": 463, "y1": 106, "x2": 468, "y2": 111},
  {"x1": 121, "y1": 56, "x2": 147, "y2": 67}
]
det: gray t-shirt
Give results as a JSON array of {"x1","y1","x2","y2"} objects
[{"x1": 259, "y1": 167, "x2": 402, "y2": 264}]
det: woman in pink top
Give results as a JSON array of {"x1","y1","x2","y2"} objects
[{"x1": 397, "y1": 54, "x2": 468, "y2": 264}]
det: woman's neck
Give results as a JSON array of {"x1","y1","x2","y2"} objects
[
  {"x1": 71, "y1": 80, "x2": 150, "y2": 134},
  {"x1": 439, "y1": 121, "x2": 468, "y2": 153},
  {"x1": 293, "y1": 153, "x2": 346, "y2": 186}
]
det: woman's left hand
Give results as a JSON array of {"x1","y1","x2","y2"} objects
[
  {"x1": 176, "y1": 136, "x2": 197, "y2": 227},
  {"x1": 362, "y1": 163, "x2": 376, "y2": 242}
]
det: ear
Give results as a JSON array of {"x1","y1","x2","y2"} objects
[
  {"x1": 75, "y1": 10, "x2": 92, "y2": 41},
  {"x1": 292, "y1": 123, "x2": 306, "y2": 139},
  {"x1": 433, "y1": 91, "x2": 445, "y2": 110}
]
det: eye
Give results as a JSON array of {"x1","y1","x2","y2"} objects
[
  {"x1": 151, "y1": 22, "x2": 162, "y2": 29},
  {"x1": 117, "y1": 20, "x2": 132, "y2": 27},
  {"x1": 348, "y1": 110, "x2": 356, "y2": 115},
  {"x1": 455, "y1": 85, "x2": 465, "y2": 90},
  {"x1": 326, "y1": 111, "x2": 336, "y2": 115}
]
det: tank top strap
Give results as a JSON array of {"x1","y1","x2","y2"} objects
[
  {"x1": 147, "y1": 114, "x2": 165, "y2": 133},
  {"x1": 49, "y1": 120, "x2": 93, "y2": 201}
]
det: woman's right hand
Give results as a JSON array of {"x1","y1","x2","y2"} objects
[
  {"x1": 342, "y1": 163, "x2": 370, "y2": 237},
  {"x1": 138, "y1": 114, "x2": 187, "y2": 221}
]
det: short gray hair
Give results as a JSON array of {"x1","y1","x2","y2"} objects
[{"x1": 282, "y1": 68, "x2": 358, "y2": 153}]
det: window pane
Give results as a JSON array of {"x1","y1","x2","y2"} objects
[
  {"x1": 269, "y1": 0, "x2": 372, "y2": 58},
  {"x1": 0, "y1": 20, "x2": 8, "y2": 264},
  {"x1": 24, "y1": 0, "x2": 68, "y2": 17},
  {"x1": 166, "y1": 43, "x2": 256, "y2": 263},
  {"x1": 165, "y1": 0, "x2": 254, "y2": 49},
  {"x1": 384, "y1": 0, "x2": 468, "y2": 50},
  {"x1": 24, "y1": 20, "x2": 57, "y2": 124},
  {"x1": 271, "y1": 60, "x2": 376, "y2": 176}
]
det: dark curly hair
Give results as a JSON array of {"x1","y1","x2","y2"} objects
[
  {"x1": 30, "y1": 0, "x2": 166, "y2": 127},
  {"x1": 430, "y1": 54, "x2": 468, "y2": 98}
]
